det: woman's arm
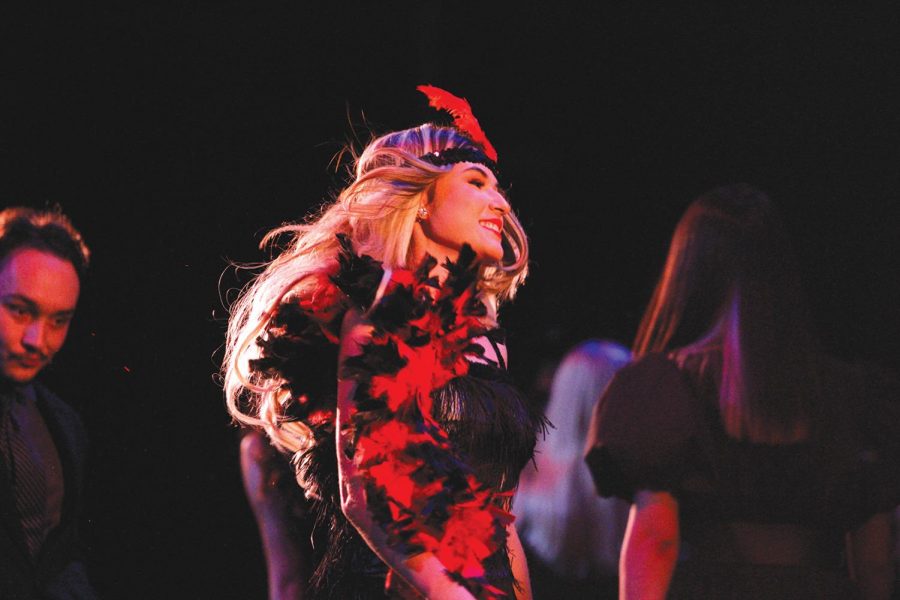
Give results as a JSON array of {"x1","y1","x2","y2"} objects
[
  {"x1": 506, "y1": 522, "x2": 532, "y2": 600},
  {"x1": 846, "y1": 511, "x2": 894, "y2": 600},
  {"x1": 336, "y1": 307, "x2": 477, "y2": 600},
  {"x1": 619, "y1": 490, "x2": 680, "y2": 600},
  {"x1": 239, "y1": 431, "x2": 310, "y2": 600}
]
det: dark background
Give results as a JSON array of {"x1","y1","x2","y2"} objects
[{"x1": 2, "y1": 4, "x2": 898, "y2": 598}]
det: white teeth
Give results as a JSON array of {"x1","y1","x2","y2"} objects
[{"x1": 480, "y1": 221, "x2": 500, "y2": 233}]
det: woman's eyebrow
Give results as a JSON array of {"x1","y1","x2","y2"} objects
[
  {"x1": 462, "y1": 166, "x2": 490, "y2": 177},
  {"x1": 462, "y1": 165, "x2": 498, "y2": 187}
]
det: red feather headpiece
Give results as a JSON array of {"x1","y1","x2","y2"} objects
[{"x1": 416, "y1": 85, "x2": 498, "y2": 163}]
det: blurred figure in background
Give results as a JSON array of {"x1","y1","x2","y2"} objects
[
  {"x1": 585, "y1": 184, "x2": 899, "y2": 599},
  {"x1": 514, "y1": 339, "x2": 631, "y2": 599}
]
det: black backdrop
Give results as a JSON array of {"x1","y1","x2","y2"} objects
[{"x1": 3, "y1": 4, "x2": 899, "y2": 598}]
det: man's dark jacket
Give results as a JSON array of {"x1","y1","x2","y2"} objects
[{"x1": 0, "y1": 382, "x2": 96, "y2": 599}]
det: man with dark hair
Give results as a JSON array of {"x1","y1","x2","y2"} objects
[{"x1": 0, "y1": 207, "x2": 97, "y2": 599}]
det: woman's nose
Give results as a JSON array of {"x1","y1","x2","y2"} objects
[{"x1": 490, "y1": 191, "x2": 510, "y2": 214}]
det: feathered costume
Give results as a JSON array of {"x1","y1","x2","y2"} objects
[{"x1": 250, "y1": 235, "x2": 544, "y2": 599}]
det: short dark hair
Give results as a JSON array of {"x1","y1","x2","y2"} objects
[{"x1": 0, "y1": 206, "x2": 90, "y2": 279}]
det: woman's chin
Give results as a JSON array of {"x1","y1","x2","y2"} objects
[
  {"x1": 475, "y1": 255, "x2": 503, "y2": 267},
  {"x1": 469, "y1": 239, "x2": 504, "y2": 265}
]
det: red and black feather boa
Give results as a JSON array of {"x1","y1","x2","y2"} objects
[{"x1": 252, "y1": 234, "x2": 515, "y2": 598}]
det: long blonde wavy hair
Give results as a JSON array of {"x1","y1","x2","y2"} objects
[{"x1": 223, "y1": 123, "x2": 529, "y2": 460}]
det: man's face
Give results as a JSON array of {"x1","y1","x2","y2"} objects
[{"x1": 0, "y1": 247, "x2": 80, "y2": 384}]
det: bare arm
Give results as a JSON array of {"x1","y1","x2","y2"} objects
[
  {"x1": 239, "y1": 431, "x2": 309, "y2": 600},
  {"x1": 619, "y1": 490, "x2": 680, "y2": 600},
  {"x1": 506, "y1": 522, "x2": 532, "y2": 600},
  {"x1": 847, "y1": 511, "x2": 894, "y2": 600},
  {"x1": 336, "y1": 307, "x2": 477, "y2": 600}
]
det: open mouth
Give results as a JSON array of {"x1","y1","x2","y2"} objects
[{"x1": 479, "y1": 220, "x2": 502, "y2": 236}]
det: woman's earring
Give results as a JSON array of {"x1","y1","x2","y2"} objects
[{"x1": 417, "y1": 207, "x2": 429, "y2": 220}]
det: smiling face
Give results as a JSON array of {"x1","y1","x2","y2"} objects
[
  {"x1": 418, "y1": 162, "x2": 510, "y2": 264},
  {"x1": 0, "y1": 247, "x2": 80, "y2": 385}
]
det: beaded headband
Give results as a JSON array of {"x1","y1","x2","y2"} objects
[
  {"x1": 418, "y1": 146, "x2": 499, "y2": 176},
  {"x1": 416, "y1": 85, "x2": 501, "y2": 178}
]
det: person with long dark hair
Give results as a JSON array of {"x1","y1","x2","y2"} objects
[
  {"x1": 223, "y1": 88, "x2": 543, "y2": 599},
  {"x1": 585, "y1": 184, "x2": 898, "y2": 599}
]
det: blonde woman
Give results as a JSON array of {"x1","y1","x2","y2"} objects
[{"x1": 224, "y1": 89, "x2": 543, "y2": 600}]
